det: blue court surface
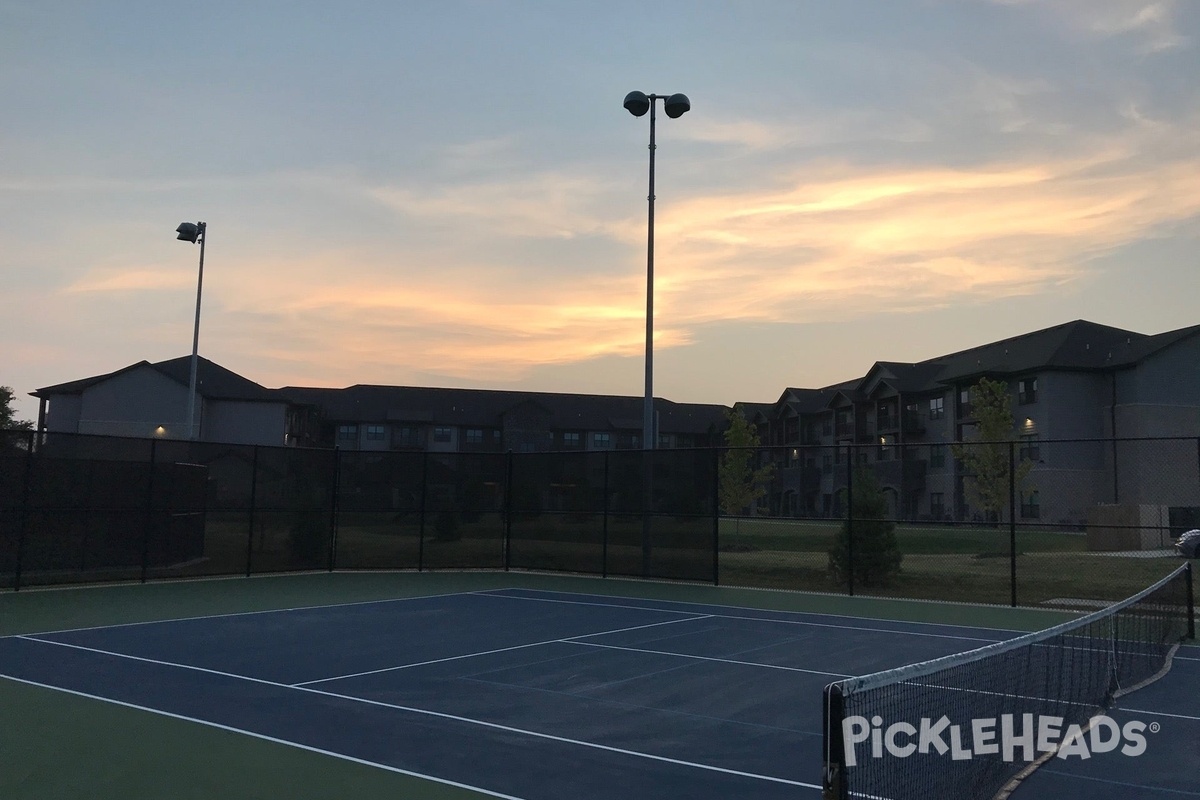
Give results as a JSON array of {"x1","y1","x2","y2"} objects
[{"x1": 0, "y1": 588, "x2": 1195, "y2": 799}]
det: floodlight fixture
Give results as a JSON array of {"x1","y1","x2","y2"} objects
[{"x1": 623, "y1": 91, "x2": 690, "y2": 450}]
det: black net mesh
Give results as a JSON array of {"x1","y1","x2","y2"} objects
[
  {"x1": 334, "y1": 450, "x2": 424, "y2": 570},
  {"x1": 822, "y1": 563, "x2": 1193, "y2": 800},
  {"x1": 507, "y1": 450, "x2": 607, "y2": 574},
  {"x1": 419, "y1": 452, "x2": 506, "y2": 570}
]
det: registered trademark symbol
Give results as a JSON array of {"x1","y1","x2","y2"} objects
[{"x1": 1149, "y1": 722, "x2": 1161, "y2": 734}]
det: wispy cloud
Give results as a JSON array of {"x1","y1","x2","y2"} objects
[
  {"x1": 992, "y1": 0, "x2": 1188, "y2": 52},
  {"x1": 72, "y1": 119, "x2": 1190, "y2": 386}
]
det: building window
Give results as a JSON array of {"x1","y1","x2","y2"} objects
[
  {"x1": 878, "y1": 435, "x2": 894, "y2": 461},
  {"x1": 822, "y1": 454, "x2": 833, "y2": 475},
  {"x1": 1019, "y1": 434, "x2": 1040, "y2": 462},
  {"x1": 822, "y1": 418, "x2": 832, "y2": 436},
  {"x1": 593, "y1": 432, "x2": 611, "y2": 449},
  {"x1": 928, "y1": 443, "x2": 946, "y2": 469},
  {"x1": 563, "y1": 432, "x2": 581, "y2": 448},
  {"x1": 433, "y1": 427, "x2": 452, "y2": 443},
  {"x1": 930, "y1": 492, "x2": 945, "y2": 519},
  {"x1": 1018, "y1": 377, "x2": 1038, "y2": 405},
  {"x1": 929, "y1": 397, "x2": 944, "y2": 420},
  {"x1": 337, "y1": 425, "x2": 358, "y2": 443},
  {"x1": 1020, "y1": 490, "x2": 1040, "y2": 519},
  {"x1": 957, "y1": 388, "x2": 972, "y2": 417},
  {"x1": 365, "y1": 425, "x2": 385, "y2": 441},
  {"x1": 394, "y1": 426, "x2": 419, "y2": 447},
  {"x1": 465, "y1": 429, "x2": 483, "y2": 444}
]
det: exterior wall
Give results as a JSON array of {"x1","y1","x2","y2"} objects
[
  {"x1": 204, "y1": 401, "x2": 288, "y2": 447},
  {"x1": 1114, "y1": 337, "x2": 1200, "y2": 438},
  {"x1": 43, "y1": 394, "x2": 82, "y2": 433},
  {"x1": 1025, "y1": 372, "x2": 1108, "y2": 440},
  {"x1": 78, "y1": 366, "x2": 196, "y2": 439}
]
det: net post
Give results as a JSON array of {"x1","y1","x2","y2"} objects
[
  {"x1": 822, "y1": 682, "x2": 849, "y2": 800},
  {"x1": 417, "y1": 450, "x2": 429, "y2": 572}
]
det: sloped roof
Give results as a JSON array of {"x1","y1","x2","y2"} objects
[
  {"x1": 34, "y1": 356, "x2": 281, "y2": 403},
  {"x1": 782, "y1": 320, "x2": 1196, "y2": 400}
]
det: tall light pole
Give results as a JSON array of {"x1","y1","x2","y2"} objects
[
  {"x1": 176, "y1": 221, "x2": 207, "y2": 440},
  {"x1": 624, "y1": 91, "x2": 690, "y2": 450}
]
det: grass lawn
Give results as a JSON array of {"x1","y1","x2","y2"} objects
[{"x1": 717, "y1": 516, "x2": 1183, "y2": 607}]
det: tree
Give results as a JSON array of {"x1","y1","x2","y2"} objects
[
  {"x1": 828, "y1": 466, "x2": 902, "y2": 587},
  {"x1": 718, "y1": 408, "x2": 775, "y2": 542},
  {"x1": 951, "y1": 377, "x2": 1034, "y2": 523},
  {"x1": 1, "y1": 386, "x2": 33, "y2": 431}
]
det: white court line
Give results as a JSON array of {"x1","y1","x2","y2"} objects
[
  {"x1": 476, "y1": 587, "x2": 1044, "y2": 634},
  {"x1": 476, "y1": 591, "x2": 1007, "y2": 645},
  {"x1": 568, "y1": 640, "x2": 851, "y2": 679},
  {"x1": 1119, "y1": 707, "x2": 1200, "y2": 722},
  {"x1": 9, "y1": 589, "x2": 483, "y2": 639},
  {"x1": 8, "y1": 636, "x2": 822, "y2": 791},
  {"x1": 0, "y1": 673, "x2": 529, "y2": 800},
  {"x1": 294, "y1": 615, "x2": 714, "y2": 687}
]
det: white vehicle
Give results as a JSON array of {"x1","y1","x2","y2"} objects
[{"x1": 1175, "y1": 529, "x2": 1200, "y2": 559}]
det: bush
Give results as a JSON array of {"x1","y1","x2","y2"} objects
[{"x1": 828, "y1": 468, "x2": 902, "y2": 588}]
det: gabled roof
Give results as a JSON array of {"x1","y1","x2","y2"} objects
[
  {"x1": 931, "y1": 319, "x2": 1142, "y2": 382},
  {"x1": 781, "y1": 320, "x2": 1198, "y2": 404},
  {"x1": 860, "y1": 362, "x2": 949, "y2": 395},
  {"x1": 34, "y1": 356, "x2": 281, "y2": 403}
]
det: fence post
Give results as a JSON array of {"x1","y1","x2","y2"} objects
[
  {"x1": 712, "y1": 445, "x2": 720, "y2": 586},
  {"x1": 504, "y1": 449, "x2": 513, "y2": 572},
  {"x1": 139, "y1": 437, "x2": 158, "y2": 584},
  {"x1": 846, "y1": 444, "x2": 855, "y2": 597},
  {"x1": 245, "y1": 445, "x2": 259, "y2": 577},
  {"x1": 417, "y1": 451, "x2": 428, "y2": 572},
  {"x1": 326, "y1": 447, "x2": 340, "y2": 572},
  {"x1": 13, "y1": 433, "x2": 35, "y2": 592},
  {"x1": 1009, "y1": 440, "x2": 1017, "y2": 608},
  {"x1": 602, "y1": 450, "x2": 610, "y2": 578}
]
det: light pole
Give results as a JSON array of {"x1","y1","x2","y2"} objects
[
  {"x1": 176, "y1": 221, "x2": 207, "y2": 440},
  {"x1": 624, "y1": 91, "x2": 690, "y2": 451}
]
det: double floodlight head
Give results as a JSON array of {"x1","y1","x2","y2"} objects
[
  {"x1": 176, "y1": 221, "x2": 206, "y2": 244},
  {"x1": 623, "y1": 91, "x2": 690, "y2": 119}
]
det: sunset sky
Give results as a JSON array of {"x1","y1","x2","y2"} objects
[{"x1": 2, "y1": 1, "x2": 1198, "y2": 423}]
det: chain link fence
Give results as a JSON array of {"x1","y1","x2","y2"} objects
[{"x1": 2, "y1": 430, "x2": 1196, "y2": 608}]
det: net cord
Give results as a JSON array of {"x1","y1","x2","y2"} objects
[{"x1": 836, "y1": 563, "x2": 1191, "y2": 698}]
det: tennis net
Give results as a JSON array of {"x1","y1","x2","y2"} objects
[{"x1": 822, "y1": 562, "x2": 1194, "y2": 800}]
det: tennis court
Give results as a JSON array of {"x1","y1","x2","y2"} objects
[{"x1": 0, "y1": 571, "x2": 1195, "y2": 799}]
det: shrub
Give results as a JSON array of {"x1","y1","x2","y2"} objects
[{"x1": 828, "y1": 467, "x2": 902, "y2": 588}]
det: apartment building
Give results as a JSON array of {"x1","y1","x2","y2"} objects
[
  {"x1": 27, "y1": 320, "x2": 1199, "y2": 530},
  {"x1": 759, "y1": 320, "x2": 1200, "y2": 528},
  {"x1": 31, "y1": 357, "x2": 728, "y2": 452}
]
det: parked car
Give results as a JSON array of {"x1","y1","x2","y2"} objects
[{"x1": 1176, "y1": 529, "x2": 1200, "y2": 559}]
